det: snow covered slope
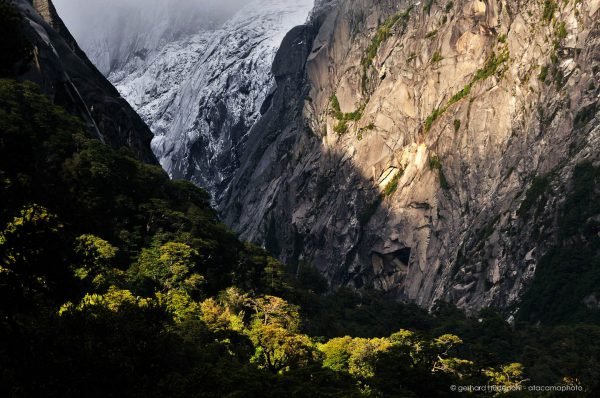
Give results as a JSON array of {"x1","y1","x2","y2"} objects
[{"x1": 55, "y1": 0, "x2": 314, "y2": 201}]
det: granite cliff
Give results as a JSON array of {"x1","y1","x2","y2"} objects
[
  {"x1": 32, "y1": 0, "x2": 599, "y2": 319},
  {"x1": 221, "y1": 0, "x2": 600, "y2": 316}
]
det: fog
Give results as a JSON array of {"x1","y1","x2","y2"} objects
[
  {"x1": 53, "y1": 0, "x2": 249, "y2": 40},
  {"x1": 53, "y1": 0, "x2": 249, "y2": 31},
  {"x1": 53, "y1": 0, "x2": 250, "y2": 74}
]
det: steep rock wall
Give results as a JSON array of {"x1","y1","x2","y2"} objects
[{"x1": 222, "y1": 0, "x2": 600, "y2": 313}]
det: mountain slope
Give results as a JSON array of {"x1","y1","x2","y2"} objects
[
  {"x1": 56, "y1": 0, "x2": 315, "y2": 201},
  {"x1": 221, "y1": 0, "x2": 600, "y2": 319},
  {"x1": 132, "y1": 0, "x2": 314, "y2": 201},
  {"x1": 3, "y1": 76, "x2": 598, "y2": 398},
  {"x1": 9, "y1": 0, "x2": 156, "y2": 163},
  {"x1": 53, "y1": 0, "x2": 240, "y2": 76}
]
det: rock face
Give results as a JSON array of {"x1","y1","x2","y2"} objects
[
  {"x1": 43, "y1": 0, "x2": 599, "y2": 314},
  {"x1": 11, "y1": 0, "x2": 156, "y2": 163},
  {"x1": 221, "y1": 0, "x2": 600, "y2": 312}
]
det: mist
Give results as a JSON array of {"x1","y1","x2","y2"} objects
[
  {"x1": 53, "y1": 0, "x2": 248, "y2": 30},
  {"x1": 53, "y1": 0, "x2": 250, "y2": 74},
  {"x1": 53, "y1": 0, "x2": 249, "y2": 40}
]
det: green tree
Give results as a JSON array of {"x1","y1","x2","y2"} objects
[
  {"x1": 484, "y1": 363, "x2": 526, "y2": 391},
  {"x1": 135, "y1": 242, "x2": 204, "y2": 296},
  {"x1": 251, "y1": 295, "x2": 301, "y2": 332},
  {"x1": 319, "y1": 336, "x2": 353, "y2": 372},
  {"x1": 60, "y1": 285, "x2": 153, "y2": 315},
  {"x1": 157, "y1": 289, "x2": 201, "y2": 323},
  {"x1": 73, "y1": 234, "x2": 120, "y2": 287},
  {"x1": 248, "y1": 321, "x2": 315, "y2": 373},
  {"x1": 200, "y1": 297, "x2": 242, "y2": 332},
  {"x1": 347, "y1": 337, "x2": 391, "y2": 379},
  {"x1": 159, "y1": 242, "x2": 204, "y2": 294},
  {"x1": 0, "y1": 205, "x2": 71, "y2": 314}
]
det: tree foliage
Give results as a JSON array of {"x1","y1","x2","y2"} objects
[{"x1": 1, "y1": 72, "x2": 599, "y2": 396}]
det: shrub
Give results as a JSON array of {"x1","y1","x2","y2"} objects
[
  {"x1": 448, "y1": 84, "x2": 471, "y2": 107},
  {"x1": 334, "y1": 120, "x2": 349, "y2": 135},
  {"x1": 330, "y1": 94, "x2": 341, "y2": 113},
  {"x1": 423, "y1": 50, "x2": 508, "y2": 133},
  {"x1": 453, "y1": 119, "x2": 461, "y2": 132},
  {"x1": 424, "y1": 108, "x2": 443, "y2": 132},
  {"x1": 538, "y1": 65, "x2": 549, "y2": 82},
  {"x1": 425, "y1": 30, "x2": 438, "y2": 39},
  {"x1": 429, "y1": 155, "x2": 442, "y2": 171},
  {"x1": 556, "y1": 21, "x2": 567, "y2": 40},
  {"x1": 472, "y1": 50, "x2": 510, "y2": 82},
  {"x1": 542, "y1": 0, "x2": 557, "y2": 22},
  {"x1": 431, "y1": 51, "x2": 443, "y2": 64},
  {"x1": 429, "y1": 155, "x2": 449, "y2": 189},
  {"x1": 423, "y1": 0, "x2": 435, "y2": 15},
  {"x1": 383, "y1": 172, "x2": 402, "y2": 197}
]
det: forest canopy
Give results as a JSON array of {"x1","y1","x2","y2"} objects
[{"x1": 1, "y1": 77, "x2": 599, "y2": 397}]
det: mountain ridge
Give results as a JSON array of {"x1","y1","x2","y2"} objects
[{"x1": 11, "y1": 0, "x2": 157, "y2": 163}]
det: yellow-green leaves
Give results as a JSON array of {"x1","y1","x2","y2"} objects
[
  {"x1": 484, "y1": 363, "x2": 526, "y2": 389},
  {"x1": 157, "y1": 289, "x2": 201, "y2": 323},
  {"x1": 0, "y1": 205, "x2": 63, "y2": 287},
  {"x1": 73, "y1": 234, "x2": 118, "y2": 283},
  {"x1": 158, "y1": 242, "x2": 204, "y2": 293},
  {"x1": 248, "y1": 321, "x2": 315, "y2": 373},
  {"x1": 200, "y1": 297, "x2": 240, "y2": 332},
  {"x1": 319, "y1": 336, "x2": 353, "y2": 372},
  {"x1": 59, "y1": 286, "x2": 152, "y2": 316},
  {"x1": 251, "y1": 295, "x2": 301, "y2": 332},
  {"x1": 136, "y1": 241, "x2": 204, "y2": 295}
]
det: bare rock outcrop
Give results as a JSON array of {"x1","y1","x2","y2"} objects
[{"x1": 221, "y1": 0, "x2": 600, "y2": 314}]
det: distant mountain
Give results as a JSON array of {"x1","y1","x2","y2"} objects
[
  {"x1": 57, "y1": 0, "x2": 314, "y2": 202},
  {"x1": 53, "y1": 0, "x2": 243, "y2": 76}
]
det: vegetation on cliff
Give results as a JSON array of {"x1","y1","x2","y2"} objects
[{"x1": 1, "y1": 77, "x2": 599, "y2": 397}]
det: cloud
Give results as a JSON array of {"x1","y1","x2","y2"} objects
[
  {"x1": 52, "y1": 0, "x2": 312, "y2": 75},
  {"x1": 52, "y1": 0, "x2": 249, "y2": 73},
  {"x1": 52, "y1": 0, "x2": 248, "y2": 44}
]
